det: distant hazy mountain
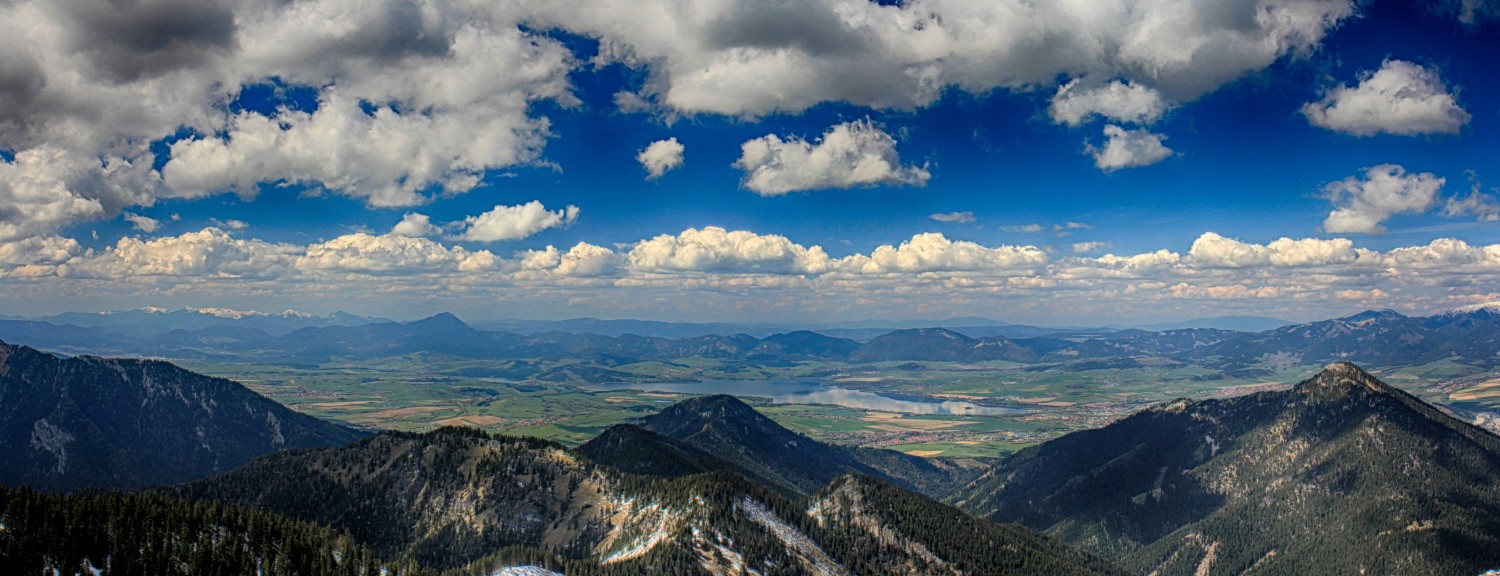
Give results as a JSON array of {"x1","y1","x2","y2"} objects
[
  {"x1": 476, "y1": 316, "x2": 1107, "y2": 341},
  {"x1": 1184, "y1": 309, "x2": 1469, "y2": 368},
  {"x1": 952, "y1": 363, "x2": 1500, "y2": 575},
  {"x1": 1421, "y1": 303, "x2": 1500, "y2": 366},
  {"x1": 1133, "y1": 315, "x2": 1293, "y2": 332},
  {"x1": 0, "y1": 319, "x2": 128, "y2": 354},
  {"x1": 588, "y1": 394, "x2": 975, "y2": 497},
  {"x1": 1037, "y1": 328, "x2": 1247, "y2": 361},
  {"x1": 0, "y1": 341, "x2": 365, "y2": 491},
  {"x1": 8, "y1": 307, "x2": 1500, "y2": 370},
  {"x1": 850, "y1": 328, "x2": 1038, "y2": 363},
  {"x1": 264, "y1": 312, "x2": 513, "y2": 362},
  {"x1": 34, "y1": 307, "x2": 385, "y2": 337},
  {"x1": 174, "y1": 426, "x2": 1116, "y2": 575},
  {"x1": 744, "y1": 330, "x2": 863, "y2": 360},
  {"x1": 474, "y1": 317, "x2": 792, "y2": 338}
]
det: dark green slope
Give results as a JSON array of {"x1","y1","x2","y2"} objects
[
  {"x1": 810, "y1": 474, "x2": 1124, "y2": 576},
  {"x1": 0, "y1": 484, "x2": 422, "y2": 576},
  {"x1": 0, "y1": 341, "x2": 365, "y2": 492},
  {"x1": 577, "y1": 423, "x2": 791, "y2": 492},
  {"x1": 634, "y1": 394, "x2": 973, "y2": 497},
  {"x1": 171, "y1": 429, "x2": 612, "y2": 570},
  {"x1": 953, "y1": 363, "x2": 1500, "y2": 575}
]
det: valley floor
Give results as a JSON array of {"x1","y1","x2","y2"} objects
[{"x1": 177, "y1": 356, "x2": 1500, "y2": 460}]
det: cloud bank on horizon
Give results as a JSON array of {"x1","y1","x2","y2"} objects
[{"x1": 0, "y1": 0, "x2": 1498, "y2": 324}]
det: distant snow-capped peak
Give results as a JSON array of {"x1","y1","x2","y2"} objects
[
  {"x1": 1439, "y1": 301, "x2": 1500, "y2": 316},
  {"x1": 188, "y1": 307, "x2": 265, "y2": 319}
]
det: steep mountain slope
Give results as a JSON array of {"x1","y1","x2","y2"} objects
[
  {"x1": 0, "y1": 484, "x2": 410, "y2": 576},
  {"x1": 633, "y1": 395, "x2": 974, "y2": 497},
  {"x1": 576, "y1": 423, "x2": 786, "y2": 491},
  {"x1": 174, "y1": 427, "x2": 1115, "y2": 575},
  {"x1": 953, "y1": 363, "x2": 1500, "y2": 575},
  {"x1": 0, "y1": 341, "x2": 365, "y2": 491},
  {"x1": 809, "y1": 474, "x2": 1124, "y2": 576}
]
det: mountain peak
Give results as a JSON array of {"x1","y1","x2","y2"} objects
[
  {"x1": 1297, "y1": 362, "x2": 1395, "y2": 400},
  {"x1": 1339, "y1": 309, "x2": 1406, "y2": 323},
  {"x1": 1436, "y1": 301, "x2": 1500, "y2": 318},
  {"x1": 1312, "y1": 361, "x2": 1379, "y2": 384},
  {"x1": 405, "y1": 312, "x2": 471, "y2": 330},
  {"x1": 648, "y1": 394, "x2": 766, "y2": 429}
]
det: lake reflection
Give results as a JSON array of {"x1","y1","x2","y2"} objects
[{"x1": 586, "y1": 378, "x2": 1024, "y2": 416}]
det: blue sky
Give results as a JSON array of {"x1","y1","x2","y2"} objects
[{"x1": 2, "y1": 0, "x2": 1499, "y2": 324}]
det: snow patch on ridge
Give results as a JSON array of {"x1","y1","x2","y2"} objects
[
  {"x1": 737, "y1": 497, "x2": 848, "y2": 576},
  {"x1": 597, "y1": 496, "x2": 682, "y2": 565},
  {"x1": 489, "y1": 567, "x2": 564, "y2": 576},
  {"x1": 1439, "y1": 301, "x2": 1500, "y2": 316},
  {"x1": 29, "y1": 419, "x2": 74, "y2": 474}
]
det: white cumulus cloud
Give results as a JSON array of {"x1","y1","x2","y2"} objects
[
  {"x1": 518, "y1": 242, "x2": 621, "y2": 277},
  {"x1": 0, "y1": 0, "x2": 1361, "y2": 252},
  {"x1": 1049, "y1": 79, "x2": 1172, "y2": 126},
  {"x1": 637, "y1": 137, "x2": 685, "y2": 179},
  {"x1": 1323, "y1": 164, "x2": 1445, "y2": 234},
  {"x1": 0, "y1": 235, "x2": 81, "y2": 267},
  {"x1": 0, "y1": 0, "x2": 579, "y2": 242},
  {"x1": 1189, "y1": 232, "x2": 1362, "y2": 268},
  {"x1": 1302, "y1": 60, "x2": 1471, "y2": 136},
  {"x1": 0, "y1": 146, "x2": 158, "y2": 242},
  {"x1": 734, "y1": 119, "x2": 930, "y2": 196},
  {"x1": 73, "y1": 227, "x2": 297, "y2": 279},
  {"x1": 392, "y1": 213, "x2": 436, "y2": 237},
  {"x1": 627, "y1": 227, "x2": 832, "y2": 275},
  {"x1": 298, "y1": 233, "x2": 497, "y2": 275},
  {"x1": 1089, "y1": 125, "x2": 1174, "y2": 171},
  {"x1": 842, "y1": 233, "x2": 1046, "y2": 274},
  {"x1": 458, "y1": 201, "x2": 579, "y2": 243},
  {"x1": 510, "y1": 0, "x2": 1354, "y2": 115}
]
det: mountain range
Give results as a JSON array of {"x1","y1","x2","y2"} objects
[
  {"x1": 5, "y1": 349, "x2": 1500, "y2": 574},
  {"x1": 0, "y1": 340, "x2": 365, "y2": 491},
  {"x1": 952, "y1": 363, "x2": 1500, "y2": 575},
  {"x1": 6, "y1": 306, "x2": 1500, "y2": 372},
  {"x1": 1187, "y1": 307, "x2": 1500, "y2": 369}
]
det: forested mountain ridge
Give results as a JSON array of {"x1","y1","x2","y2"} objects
[
  {"x1": 952, "y1": 363, "x2": 1500, "y2": 575},
  {"x1": 0, "y1": 340, "x2": 365, "y2": 492},
  {"x1": 629, "y1": 394, "x2": 977, "y2": 497},
  {"x1": 169, "y1": 426, "x2": 1118, "y2": 575}
]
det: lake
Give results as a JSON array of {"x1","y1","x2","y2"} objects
[{"x1": 585, "y1": 378, "x2": 1026, "y2": 415}]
